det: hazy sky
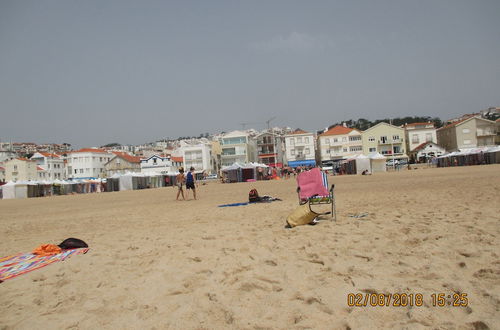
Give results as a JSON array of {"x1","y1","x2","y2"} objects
[{"x1": 1, "y1": 0, "x2": 499, "y2": 148}]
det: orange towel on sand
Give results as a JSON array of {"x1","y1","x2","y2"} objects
[{"x1": 32, "y1": 244, "x2": 62, "y2": 256}]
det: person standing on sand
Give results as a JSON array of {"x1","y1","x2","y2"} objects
[
  {"x1": 185, "y1": 166, "x2": 197, "y2": 200},
  {"x1": 176, "y1": 167, "x2": 186, "y2": 201}
]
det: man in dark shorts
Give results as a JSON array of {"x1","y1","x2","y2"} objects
[{"x1": 185, "y1": 166, "x2": 197, "y2": 200}]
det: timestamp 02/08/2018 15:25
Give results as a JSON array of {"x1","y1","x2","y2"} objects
[{"x1": 347, "y1": 292, "x2": 469, "y2": 307}]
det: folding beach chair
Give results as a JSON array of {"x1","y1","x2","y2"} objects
[{"x1": 296, "y1": 168, "x2": 336, "y2": 221}]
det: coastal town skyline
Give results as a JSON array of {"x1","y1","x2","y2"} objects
[{"x1": 2, "y1": 1, "x2": 499, "y2": 147}]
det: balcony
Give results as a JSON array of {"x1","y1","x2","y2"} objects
[
  {"x1": 477, "y1": 130, "x2": 496, "y2": 137},
  {"x1": 295, "y1": 154, "x2": 306, "y2": 160},
  {"x1": 378, "y1": 139, "x2": 403, "y2": 145}
]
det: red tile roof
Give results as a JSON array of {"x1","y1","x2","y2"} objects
[
  {"x1": 16, "y1": 157, "x2": 35, "y2": 162},
  {"x1": 70, "y1": 148, "x2": 109, "y2": 153},
  {"x1": 171, "y1": 156, "x2": 183, "y2": 162},
  {"x1": 0, "y1": 167, "x2": 4, "y2": 171},
  {"x1": 112, "y1": 152, "x2": 141, "y2": 163},
  {"x1": 39, "y1": 152, "x2": 60, "y2": 158},
  {"x1": 438, "y1": 115, "x2": 476, "y2": 130},
  {"x1": 319, "y1": 125, "x2": 353, "y2": 136},
  {"x1": 37, "y1": 166, "x2": 45, "y2": 171}
]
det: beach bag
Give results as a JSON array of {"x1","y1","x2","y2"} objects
[
  {"x1": 249, "y1": 189, "x2": 261, "y2": 203},
  {"x1": 286, "y1": 204, "x2": 319, "y2": 228}
]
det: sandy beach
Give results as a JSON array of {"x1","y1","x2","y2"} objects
[{"x1": 1, "y1": 165, "x2": 499, "y2": 329}]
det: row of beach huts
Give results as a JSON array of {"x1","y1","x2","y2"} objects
[{"x1": 1, "y1": 147, "x2": 499, "y2": 200}]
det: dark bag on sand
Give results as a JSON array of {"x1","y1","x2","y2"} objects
[
  {"x1": 58, "y1": 238, "x2": 88, "y2": 250},
  {"x1": 249, "y1": 189, "x2": 261, "y2": 203}
]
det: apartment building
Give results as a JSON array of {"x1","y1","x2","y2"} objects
[
  {"x1": 255, "y1": 132, "x2": 284, "y2": 167},
  {"x1": 284, "y1": 129, "x2": 316, "y2": 167},
  {"x1": 436, "y1": 116, "x2": 497, "y2": 152},
  {"x1": 362, "y1": 122, "x2": 408, "y2": 160},
  {"x1": 30, "y1": 152, "x2": 66, "y2": 180},
  {"x1": 140, "y1": 154, "x2": 173, "y2": 175},
  {"x1": 317, "y1": 125, "x2": 363, "y2": 166},
  {"x1": 67, "y1": 148, "x2": 113, "y2": 179},
  {"x1": 219, "y1": 131, "x2": 256, "y2": 167},
  {"x1": 4, "y1": 158, "x2": 38, "y2": 182}
]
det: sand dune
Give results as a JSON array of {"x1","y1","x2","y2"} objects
[{"x1": 1, "y1": 165, "x2": 499, "y2": 329}]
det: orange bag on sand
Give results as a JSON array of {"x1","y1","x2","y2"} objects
[{"x1": 32, "y1": 244, "x2": 62, "y2": 256}]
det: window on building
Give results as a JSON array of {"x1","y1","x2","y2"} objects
[
  {"x1": 342, "y1": 137, "x2": 347, "y2": 142},
  {"x1": 333, "y1": 138, "x2": 338, "y2": 143},
  {"x1": 463, "y1": 139, "x2": 471, "y2": 145},
  {"x1": 368, "y1": 136, "x2": 375, "y2": 142},
  {"x1": 425, "y1": 133, "x2": 433, "y2": 142},
  {"x1": 325, "y1": 138, "x2": 330, "y2": 145},
  {"x1": 291, "y1": 149, "x2": 295, "y2": 156},
  {"x1": 153, "y1": 158, "x2": 157, "y2": 165},
  {"x1": 462, "y1": 128, "x2": 470, "y2": 134},
  {"x1": 369, "y1": 147, "x2": 376, "y2": 152},
  {"x1": 350, "y1": 146, "x2": 363, "y2": 152},
  {"x1": 297, "y1": 137, "x2": 302, "y2": 143},
  {"x1": 393, "y1": 135, "x2": 400, "y2": 141},
  {"x1": 326, "y1": 149, "x2": 330, "y2": 154},
  {"x1": 305, "y1": 148, "x2": 310, "y2": 155},
  {"x1": 14, "y1": 165, "x2": 17, "y2": 170},
  {"x1": 289, "y1": 138, "x2": 294, "y2": 146},
  {"x1": 304, "y1": 137, "x2": 309, "y2": 144},
  {"x1": 412, "y1": 134, "x2": 419, "y2": 143},
  {"x1": 343, "y1": 148, "x2": 348, "y2": 152},
  {"x1": 80, "y1": 169, "x2": 84, "y2": 174},
  {"x1": 380, "y1": 136, "x2": 388, "y2": 143}
]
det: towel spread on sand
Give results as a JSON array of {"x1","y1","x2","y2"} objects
[
  {"x1": 0, "y1": 248, "x2": 89, "y2": 282},
  {"x1": 218, "y1": 197, "x2": 281, "y2": 208}
]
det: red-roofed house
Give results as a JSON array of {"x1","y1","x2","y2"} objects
[
  {"x1": 104, "y1": 152, "x2": 142, "y2": 176},
  {"x1": 30, "y1": 152, "x2": 66, "y2": 180},
  {"x1": 4, "y1": 158, "x2": 37, "y2": 182},
  {"x1": 284, "y1": 129, "x2": 316, "y2": 167},
  {"x1": 317, "y1": 125, "x2": 363, "y2": 166},
  {"x1": 409, "y1": 141, "x2": 446, "y2": 163},
  {"x1": 67, "y1": 148, "x2": 113, "y2": 179}
]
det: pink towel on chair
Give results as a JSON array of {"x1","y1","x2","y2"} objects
[{"x1": 297, "y1": 168, "x2": 329, "y2": 200}]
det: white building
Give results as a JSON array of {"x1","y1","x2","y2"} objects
[
  {"x1": 403, "y1": 122, "x2": 437, "y2": 155},
  {"x1": 317, "y1": 125, "x2": 363, "y2": 166},
  {"x1": 179, "y1": 142, "x2": 214, "y2": 174},
  {"x1": 284, "y1": 129, "x2": 317, "y2": 168},
  {"x1": 140, "y1": 154, "x2": 173, "y2": 175},
  {"x1": 30, "y1": 152, "x2": 66, "y2": 180},
  {"x1": 67, "y1": 148, "x2": 113, "y2": 179},
  {"x1": 219, "y1": 131, "x2": 256, "y2": 167}
]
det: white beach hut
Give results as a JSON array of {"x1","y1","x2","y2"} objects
[
  {"x1": 1, "y1": 181, "x2": 17, "y2": 199},
  {"x1": 369, "y1": 153, "x2": 387, "y2": 173},
  {"x1": 354, "y1": 154, "x2": 371, "y2": 174}
]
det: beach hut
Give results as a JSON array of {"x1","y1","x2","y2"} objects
[
  {"x1": 14, "y1": 181, "x2": 29, "y2": 199},
  {"x1": 119, "y1": 173, "x2": 134, "y2": 191},
  {"x1": 221, "y1": 163, "x2": 243, "y2": 183},
  {"x1": 354, "y1": 154, "x2": 371, "y2": 175},
  {"x1": 369, "y1": 153, "x2": 387, "y2": 173},
  {"x1": 1, "y1": 181, "x2": 17, "y2": 199}
]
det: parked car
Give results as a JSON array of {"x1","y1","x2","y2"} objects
[{"x1": 386, "y1": 159, "x2": 399, "y2": 166}]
